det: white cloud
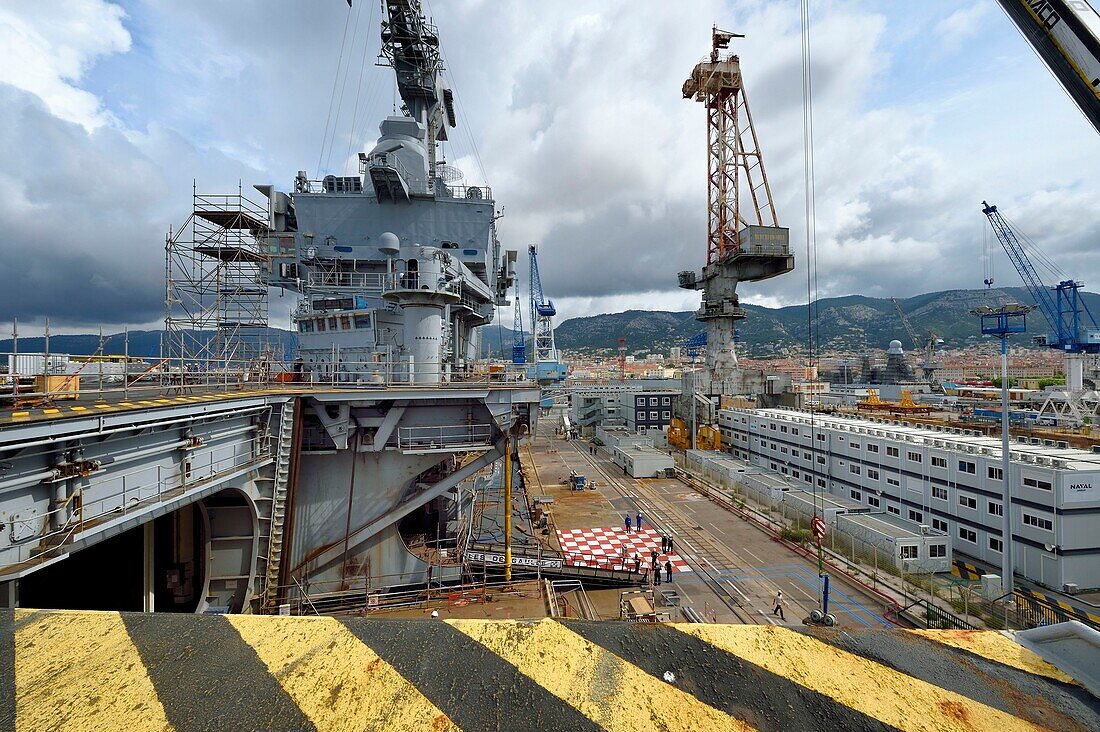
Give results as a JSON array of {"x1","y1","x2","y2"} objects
[
  {"x1": 0, "y1": 0, "x2": 130, "y2": 130},
  {"x1": 2, "y1": 0, "x2": 1100, "y2": 336}
]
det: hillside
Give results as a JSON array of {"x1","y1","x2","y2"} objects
[
  {"x1": 4, "y1": 287, "x2": 1091, "y2": 361},
  {"x1": 553, "y1": 287, "x2": 1098, "y2": 356}
]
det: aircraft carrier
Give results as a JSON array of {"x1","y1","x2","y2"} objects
[
  {"x1": 0, "y1": 0, "x2": 539, "y2": 615},
  {"x1": 1, "y1": 3, "x2": 1098, "y2": 730}
]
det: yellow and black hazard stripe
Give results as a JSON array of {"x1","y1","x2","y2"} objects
[
  {"x1": 2, "y1": 610, "x2": 1096, "y2": 732},
  {"x1": 1015, "y1": 585, "x2": 1100, "y2": 629},
  {"x1": 951, "y1": 557, "x2": 983, "y2": 581}
]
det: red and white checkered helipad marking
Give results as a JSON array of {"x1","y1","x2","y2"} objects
[{"x1": 556, "y1": 526, "x2": 692, "y2": 573}]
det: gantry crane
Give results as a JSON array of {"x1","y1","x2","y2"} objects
[
  {"x1": 529, "y1": 245, "x2": 566, "y2": 384},
  {"x1": 981, "y1": 201, "x2": 1100, "y2": 424},
  {"x1": 890, "y1": 297, "x2": 943, "y2": 385}
]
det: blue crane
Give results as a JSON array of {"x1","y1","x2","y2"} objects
[
  {"x1": 981, "y1": 201, "x2": 1100, "y2": 356},
  {"x1": 528, "y1": 244, "x2": 566, "y2": 383}
]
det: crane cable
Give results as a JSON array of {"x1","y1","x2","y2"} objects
[
  {"x1": 317, "y1": 3, "x2": 355, "y2": 178},
  {"x1": 800, "y1": 0, "x2": 823, "y2": 520}
]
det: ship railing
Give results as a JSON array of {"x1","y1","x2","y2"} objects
[
  {"x1": 379, "y1": 271, "x2": 462, "y2": 298},
  {"x1": 304, "y1": 271, "x2": 387, "y2": 290},
  {"x1": 0, "y1": 352, "x2": 537, "y2": 413},
  {"x1": 397, "y1": 423, "x2": 495, "y2": 451},
  {"x1": 436, "y1": 183, "x2": 493, "y2": 202},
  {"x1": 1, "y1": 434, "x2": 270, "y2": 570}
]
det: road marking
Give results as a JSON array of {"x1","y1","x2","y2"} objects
[
  {"x1": 95, "y1": 403, "x2": 114, "y2": 409},
  {"x1": 726, "y1": 581, "x2": 751, "y2": 603},
  {"x1": 70, "y1": 406, "x2": 88, "y2": 411},
  {"x1": 11, "y1": 412, "x2": 28, "y2": 418}
]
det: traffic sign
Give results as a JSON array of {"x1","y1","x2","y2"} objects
[{"x1": 811, "y1": 516, "x2": 826, "y2": 542}]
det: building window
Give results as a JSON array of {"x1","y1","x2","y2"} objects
[
  {"x1": 636, "y1": 397, "x2": 645, "y2": 406},
  {"x1": 929, "y1": 544, "x2": 947, "y2": 558},
  {"x1": 649, "y1": 411, "x2": 659, "y2": 419},
  {"x1": 988, "y1": 466, "x2": 1003, "y2": 481},
  {"x1": 901, "y1": 545, "x2": 919, "y2": 560},
  {"x1": 661, "y1": 397, "x2": 671, "y2": 406},
  {"x1": 792, "y1": 428, "x2": 799, "y2": 436},
  {"x1": 1022, "y1": 513, "x2": 1054, "y2": 531},
  {"x1": 886, "y1": 446, "x2": 899, "y2": 457},
  {"x1": 958, "y1": 460, "x2": 976, "y2": 475},
  {"x1": 781, "y1": 467, "x2": 789, "y2": 475},
  {"x1": 931, "y1": 456, "x2": 947, "y2": 468},
  {"x1": 987, "y1": 501, "x2": 1003, "y2": 517},
  {"x1": 662, "y1": 411, "x2": 670, "y2": 419},
  {"x1": 804, "y1": 475, "x2": 812, "y2": 484},
  {"x1": 959, "y1": 527, "x2": 977, "y2": 543},
  {"x1": 817, "y1": 456, "x2": 826, "y2": 465},
  {"x1": 817, "y1": 433, "x2": 825, "y2": 441},
  {"x1": 781, "y1": 426, "x2": 788, "y2": 433},
  {"x1": 849, "y1": 464, "x2": 861, "y2": 476},
  {"x1": 989, "y1": 537, "x2": 1003, "y2": 553},
  {"x1": 771, "y1": 463, "x2": 778, "y2": 471},
  {"x1": 793, "y1": 470, "x2": 800, "y2": 479},
  {"x1": 771, "y1": 424, "x2": 777, "y2": 431},
  {"x1": 907, "y1": 451, "x2": 922, "y2": 464},
  {"x1": 887, "y1": 476, "x2": 901, "y2": 487},
  {"x1": 867, "y1": 469, "x2": 879, "y2": 480},
  {"x1": 1023, "y1": 477, "x2": 1053, "y2": 491},
  {"x1": 888, "y1": 505, "x2": 901, "y2": 515},
  {"x1": 817, "y1": 478, "x2": 826, "y2": 488},
  {"x1": 650, "y1": 397, "x2": 658, "y2": 406},
  {"x1": 850, "y1": 489, "x2": 862, "y2": 501},
  {"x1": 908, "y1": 509, "x2": 923, "y2": 523},
  {"x1": 867, "y1": 444, "x2": 879, "y2": 453},
  {"x1": 850, "y1": 442, "x2": 861, "y2": 450},
  {"x1": 958, "y1": 494, "x2": 977, "y2": 510},
  {"x1": 932, "y1": 517, "x2": 948, "y2": 532},
  {"x1": 868, "y1": 495, "x2": 880, "y2": 508}
]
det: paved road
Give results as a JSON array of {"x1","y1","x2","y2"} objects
[{"x1": 560, "y1": 437, "x2": 891, "y2": 628}]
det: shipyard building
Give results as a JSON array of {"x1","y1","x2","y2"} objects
[{"x1": 719, "y1": 407, "x2": 1100, "y2": 590}]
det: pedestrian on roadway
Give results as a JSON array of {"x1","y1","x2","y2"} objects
[
  {"x1": 625, "y1": 515, "x2": 632, "y2": 533},
  {"x1": 650, "y1": 548, "x2": 659, "y2": 565},
  {"x1": 660, "y1": 535, "x2": 668, "y2": 553},
  {"x1": 633, "y1": 553, "x2": 641, "y2": 573},
  {"x1": 664, "y1": 559, "x2": 673, "y2": 583},
  {"x1": 773, "y1": 590, "x2": 785, "y2": 621},
  {"x1": 654, "y1": 565, "x2": 662, "y2": 586},
  {"x1": 636, "y1": 513, "x2": 643, "y2": 531},
  {"x1": 667, "y1": 536, "x2": 675, "y2": 554}
]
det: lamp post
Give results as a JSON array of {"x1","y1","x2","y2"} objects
[{"x1": 969, "y1": 304, "x2": 1033, "y2": 598}]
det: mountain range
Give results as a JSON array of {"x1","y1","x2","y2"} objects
[
  {"x1": 2, "y1": 288, "x2": 1091, "y2": 360},
  {"x1": 517, "y1": 287, "x2": 1098, "y2": 357}
]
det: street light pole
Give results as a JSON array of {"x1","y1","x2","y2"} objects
[{"x1": 970, "y1": 304, "x2": 1032, "y2": 598}]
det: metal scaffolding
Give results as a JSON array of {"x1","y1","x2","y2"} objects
[{"x1": 164, "y1": 184, "x2": 272, "y2": 378}]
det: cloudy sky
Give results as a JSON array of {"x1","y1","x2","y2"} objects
[{"x1": 2, "y1": 0, "x2": 1099, "y2": 334}]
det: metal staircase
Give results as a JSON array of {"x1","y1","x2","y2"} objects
[{"x1": 259, "y1": 398, "x2": 298, "y2": 613}]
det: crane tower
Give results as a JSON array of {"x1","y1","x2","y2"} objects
[{"x1": 678, "y1": 28, "x2": 794, "y2": 394}]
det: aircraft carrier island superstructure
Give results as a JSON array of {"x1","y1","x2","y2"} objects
[{"x1": 0, "y1": 0, "x2": 539, "y2": 614}]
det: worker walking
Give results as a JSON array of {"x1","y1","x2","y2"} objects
[
  {"x1": 636, "y1": 512, "x2": 643, "y2": 531},
  {"x1": 667, "y1": 536, "x2": 675, "y2": 554},
  {"x1": 624, "y1": 515, "x2": 632, "y2": 533},
  {"x1": 773, "y1": 590, "x2": 785, "y2": 621},
  {"x1": 650, "y1": 548, "x2": 659, "y2": 566},
  {"x1": 654, "y1": 563, "x2": 663, "y2": 586},
  {"x1": 660, "y1": 535, "x2": 668, "y2": 553},
  {"x1": 633, "y1": 553, "x2": 641, "y2": 573},
  {"x1": 664, "y1": 559, "x2": 673, "y2": 583}
]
